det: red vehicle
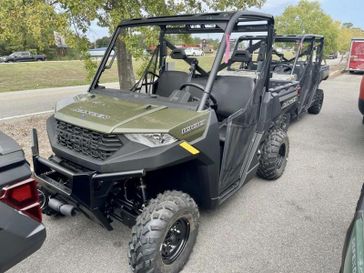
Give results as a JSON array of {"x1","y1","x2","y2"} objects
[
  {"x1": 348, "y1": 38, "x2": 364, "y2": 73},
  {"x1": 359, "y1": 75, "x2": 364, "y2": 123}
]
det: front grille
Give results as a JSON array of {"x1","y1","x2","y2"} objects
[{"x1": 56, "y1": 120, "x2": 122, "y2": 160}]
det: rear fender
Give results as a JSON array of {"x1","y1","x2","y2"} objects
[{"x1": 258, "y1": 83, "x2": 299, "y2": 132}]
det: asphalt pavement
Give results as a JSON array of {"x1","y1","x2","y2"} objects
[
  {"x1": 6, "y1": 73, "x2": 364, "y2": 273},
  {"x1": 0, "y1": 83, "x2": 118, "y2": 120}
]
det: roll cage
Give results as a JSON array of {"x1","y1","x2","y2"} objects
[
  {"x1": 89, "y1": 11, "x2": 275, "y2": 112},
  {"x1": 272, "y1": 35, "x2": 324, "y2": 75}
]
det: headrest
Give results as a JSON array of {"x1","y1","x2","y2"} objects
[
  {"x1": 171, "y1": 48, "x2": 187, "y2": 60},
  {"x1": 230, "y1": 50, "x2": 251, "y2": 63}
]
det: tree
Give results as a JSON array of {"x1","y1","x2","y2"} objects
[
  {"x1": 276, "y1": 0, "x2": 339, "y2": 55},
  {"x1": 337, "y1": 23, "x2": 364, "y2": 53},
  {"x1": 55, "y1": 0, "x2": 266, "y2": 89},
  {"x1": 0, "y1": 0, "x2": 68, "y2": 54},
  {"x1": 95, "y1": 36, "x2": 112, "y2": 48}
]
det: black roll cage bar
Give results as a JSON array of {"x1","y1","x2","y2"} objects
[
  {"x1": 89, "y1": 11, "x2": 275, "y2": 111},
  {"x1": 272, "y1": 35, "x2": 324, "y2": 75}
]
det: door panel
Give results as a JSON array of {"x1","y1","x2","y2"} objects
[{"x1": 218, "y1": 103, "x2": 258, "y2": 192}]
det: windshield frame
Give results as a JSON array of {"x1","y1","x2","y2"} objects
[{"x1": 89, "y1": 11, "x2": 275, "y2": 111}]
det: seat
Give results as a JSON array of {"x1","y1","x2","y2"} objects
[
  {"x1": 156, "y1": 49, "x2": 256, "y2": 121},
  {"x1": 212, "y1": 76, "x2": 255, "y2": 143},
  {"x1": 155, "y1": 48, "x2": 191, "y2": 97},
  {"x1": 211, "y1": 76, "x2": 255, "y2": 119},
  {"x1": 155, "y1": 71, "x2": 189, "y2": 97},
  {"x1": 227, "y1": 50, "x2": 252, "y2": 70}
]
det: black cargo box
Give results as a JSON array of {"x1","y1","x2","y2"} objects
[{"x1": 0, "y1": 132, "x2": 31, "y2": 187}]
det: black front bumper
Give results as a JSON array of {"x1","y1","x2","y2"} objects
[
  {"x1": 32, "y1": 129, "x2": 144, "y2": 230},
  {"x1": 33, "y1": 155, "x2": 144, "y2": 230}
]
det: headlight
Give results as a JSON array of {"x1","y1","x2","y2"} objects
[{"x1": 124, "y1": 133, "x2": 177, "y2": 147}]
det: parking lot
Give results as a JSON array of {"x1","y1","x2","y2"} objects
[{"x1": 4, "y1": 73, "x2": 364, "y2": 273}]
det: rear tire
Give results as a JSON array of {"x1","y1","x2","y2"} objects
[
  {"x1": 257, "y1": 128, "x2": 289, "y2": 180},
  {"x1": 308, "y1": 89, "x2": 324, "y2": 114},
  {"x1": 128, "y1": 191, "x2": 199, "y2": 273}
]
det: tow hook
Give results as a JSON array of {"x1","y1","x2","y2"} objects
[{"x1": 48, "y1": 198, "x2": 76, "y2": 217}]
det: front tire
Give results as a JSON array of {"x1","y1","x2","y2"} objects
[
  {"x1": 257, "y1": 128, "x2": 289, "y2": 180},
  {"x1": 308, "y1": 89, "x2": 324, "y2": 114},
  {"x1": 128, "y1": 191, "x2": 199, "y2": 273}
]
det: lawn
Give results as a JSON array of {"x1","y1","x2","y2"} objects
[
  {"x1": 0, "y1": 60, "x2": 119, "y2": 92},
  {"x1": 0, "y1": 55, "x2": 217, "y2": 92}
]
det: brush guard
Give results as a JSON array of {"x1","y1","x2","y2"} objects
[{"x1": 31, "y1": 129, "x2": 145, "y2": 230}]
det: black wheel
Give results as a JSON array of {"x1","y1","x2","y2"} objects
[
  {"x1": 257, "y1": 128, "x2": 289, "y2": 180},
  {"x1": 128, "y1": 191, "x2": 199, "y2": 273},
  {"x1": 308, "y1": 89, "x2": 324, "y2": 114}
]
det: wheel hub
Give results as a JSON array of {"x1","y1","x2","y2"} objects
[
  {"x1": 277, "y1": 143, "x2": 286, "y2": 168},
  {"x1": 161, "y1": 218, "x2": 190, "y2": 264}
]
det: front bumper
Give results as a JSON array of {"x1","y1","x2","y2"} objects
[
  {"x1": 32, "y1": 129, "x2": 144, "y2": 230},
  {"x1": 33, "y1": 155, "x2": 144, "y2": 230}
]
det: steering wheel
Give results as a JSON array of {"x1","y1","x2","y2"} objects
[
  {"x1": 272, "y1": 63, "x2": 293, "y2": 74},
  {"x1": 179, "y1": 83, "x2": 218, "y2": 110}
]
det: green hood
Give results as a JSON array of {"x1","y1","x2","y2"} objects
[{"x1": 54, "y1": 93, "x2": 209, "y2": 140}]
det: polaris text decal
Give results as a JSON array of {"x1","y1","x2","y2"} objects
[
  {"x1": 181, "y1": 120, "x2": 206, "y2": 135},
  {"x1": 72, "y1": 108, "x2": 111, "y2": 120},
  {"x1": 281, "y1": 96, "x2": 298, "y2": 109}
]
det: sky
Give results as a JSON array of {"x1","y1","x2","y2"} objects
[
  {"x1": 87, "y1": 0, "x2": 364, "y2": 41},
  {"x1": 255, "y1": 0, "x2": 364, "y2": 28}
]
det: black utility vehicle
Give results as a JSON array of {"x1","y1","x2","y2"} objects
[
  {"x1": 272, "y1": 35, "x2": 328, "y2": 121},
  {"x1": 33, "y1": 11, "x2": 299, "y2": 273},
  {"x1": 232, "y1": 34, "x2": 327, "y2": 129},
  {"x1": 0, "y1": 132, "x2": 45, "y2": 272}
]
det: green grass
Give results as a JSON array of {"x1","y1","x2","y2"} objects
[
  {"x1": 0, "y1": 60, "x2": 119, "y2": 92},
  {"x1": 0, "y1": 52, "x2": 300, "y2": 93},
  {"x1": 0, "y1": 55, "x2": 217, "y2": 92}
]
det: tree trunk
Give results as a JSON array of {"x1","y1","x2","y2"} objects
[{"x1": 115, "y1": 34, "x2": 135, "y2": 90}]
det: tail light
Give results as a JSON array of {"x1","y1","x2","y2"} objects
[
  {"x1": 360, "y1": 76, "x2": 364, "y2": 100},
  {"x1": 0, "y1": 178, "x2": 42, "y2": 222}
]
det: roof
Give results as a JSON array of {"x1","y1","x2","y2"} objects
[{"x1": 119, "y1": 11, "x2": 274, "y2": 28}]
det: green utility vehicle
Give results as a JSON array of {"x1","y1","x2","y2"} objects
[
  {"x1": 340, "y1": 184, "x2": 364, "y2": 273},
  {"x1": 33, "y1": 11, "x2": 299, "y2": 273}
]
